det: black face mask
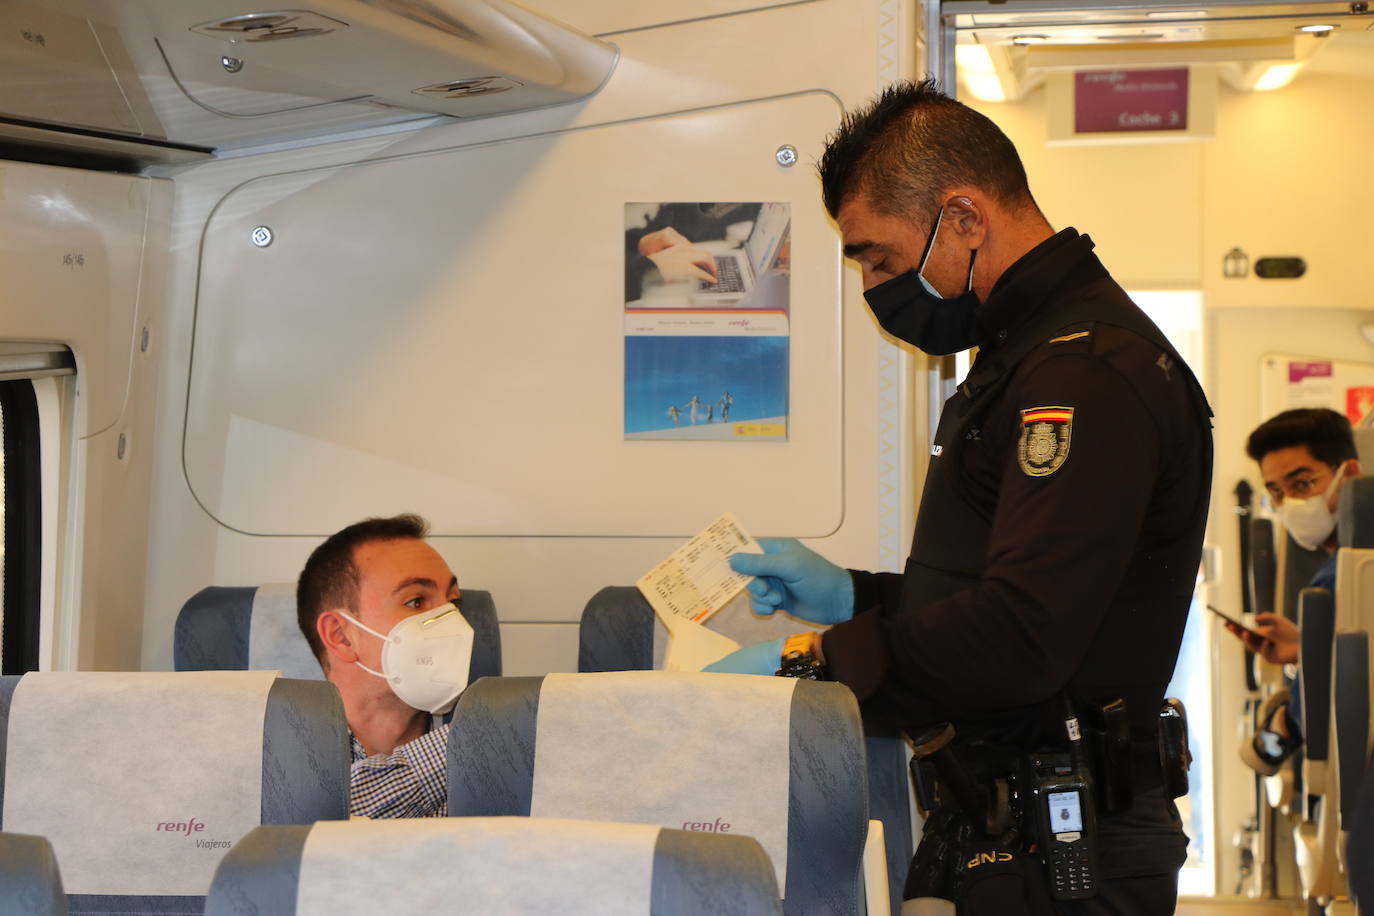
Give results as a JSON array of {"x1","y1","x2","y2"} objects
[{"x1": 862, "y1": 209, "x2": 980, "y2": 355}]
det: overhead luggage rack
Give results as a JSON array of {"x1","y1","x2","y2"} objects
[{"x1": 0, "y1": 1, "x2": 618, "y2": 168}]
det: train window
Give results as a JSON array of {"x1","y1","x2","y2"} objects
[{"x1": 0, "y1": 379, "x2": 42, "y2": 674}]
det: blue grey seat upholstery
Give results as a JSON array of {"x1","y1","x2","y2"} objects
[
  {"x1": 1339, "y1": 475, "x2": 1374, "y2": 550},
  {"x1": 175, "y1": 585, "x2": 501, "y2": 683},
  {"x1": 1297, "y1": 587, "x2": 1335, "y2": 818},
  {"x1": 0, "y1": 675, "x2": 349, "y2": 915},
  {"x1": 448, "y1": 674, "x2": 868, "y2": 916},
  {"x1": 578, "y1": 586, "x2": 909, "y2": 915},
  {"x1": 205, "y1": 820, "x2": 782, "y2": 915},
  {"x1": 1347, "y1": 753, "x2": 1374, "y2": 909},
  {"x1": 0, "y1": 832, "x2": 65, "y2": 916},
  {"x1": 1248, "y1": 516, "x2": 1277, "y2": 616}
]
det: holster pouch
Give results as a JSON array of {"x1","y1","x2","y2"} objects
[
  {"x1": 954, "y1": 834, "x2": 1057, "y2": 916},
  {"x1": 1083, "y1": 697, "x2": 1133, "y2": 814},
  {"x1": 1158, "y1": 697, "x2": 1192, "y2": 799},
  {"x1": 903, "y1": 808, "x2": 1057, "y2": 916}
]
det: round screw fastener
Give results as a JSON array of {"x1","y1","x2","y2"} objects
[
  {"x1": 776, "y1": 145, "x2": 798, "y2": 168},
  {"x1": 222, "y1": 56, "x2": 244, "y2": 73},
  {"x1": 251, "y1": 226, "x2": 274, "y2": 248}
]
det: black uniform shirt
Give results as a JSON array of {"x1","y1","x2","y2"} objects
[{"x1": 824, "y1": 229, "x2": 1211, "y2": 739}]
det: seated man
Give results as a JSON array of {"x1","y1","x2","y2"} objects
[
  {"x1": 297, "y1": 514, "x2": 470, "y2": 817},
  {"x1": 1228, "y1": 408, "x2": 1358, "y2": 773}
]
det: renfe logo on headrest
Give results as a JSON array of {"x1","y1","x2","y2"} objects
[
  {"x1": 682, "y1": 818, "x2": 731, "y2": 833},
  {"x1": 156, "y1": 819, "x2": 233, "y2": 850},
  {"x1": 156, "y1": 819, "x2": 205, "y2": 834}
]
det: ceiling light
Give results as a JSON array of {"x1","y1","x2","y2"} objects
[
  {"x1": 955, "y1": 45, "x2": 1006, "y2": 102},
  {"x1": 1097, "y1": 33, "x2": 1166, "y2": 41},
  {"x1": 1011, "y1": 34, "x2": 1049, "y2": 46},
  {"x1": 1253, "y1": 62, "x2": 1301, "y2": 90},
  {"x1": 1145, "y1": 9, "x2": 1206, "y2": 18},
  {"x1": 1298, "y1": 24, "x2": 1336, "y2": 33}
]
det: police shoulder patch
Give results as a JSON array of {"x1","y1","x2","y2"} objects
[{"x1": 1017, "y1": 406, "x2": 1073, "y2": 477}]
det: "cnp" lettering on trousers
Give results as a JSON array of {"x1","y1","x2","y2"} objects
[{"x1": 966, "y1": 851, "x2": 1014, "y2": 869}]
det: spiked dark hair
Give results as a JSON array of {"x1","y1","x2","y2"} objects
[
  {"x1": 819, "y1": 78, "x2": 1036, "y2": 222},
  {"x1": 296, "y1": 513, "x2": 430, "y2": 669}
]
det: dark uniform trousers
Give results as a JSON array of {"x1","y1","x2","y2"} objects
[{"x1": 824, "y1": 229, "x2": 1213, "y2": 915}]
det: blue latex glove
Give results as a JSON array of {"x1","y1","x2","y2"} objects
[
  {"x1": 703, "y1": 636, "x2": 786, "y2": 675},
  {"x1": 728, "y1": 538, "x2": 855, "y2": 624}
]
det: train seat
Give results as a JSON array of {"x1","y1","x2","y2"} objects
[
  {"x1": 0, "y1": 831, "x2": 65, "y2": 916},
  {"x1": 1346, "y1": 752, "x2": 1374, "y2": 910},
  {"x1": 174, "y1": 584, "x2": 502, "y2": 683},
  {"x1": 0, "y1": 672, "x2": 349, "y2": 915},
  {"x1": 447, "y1": 671, "x2": 868, "y2": 916},
  {"x1": 578, "y1": 586, "x2": 911, "y2": 916},
  {"x1": 1291, "y1": 475, "x2": 1374, "y2": 903},
  {"x1": 206, "y1": 817, "x2": 782, "y2": 915}
]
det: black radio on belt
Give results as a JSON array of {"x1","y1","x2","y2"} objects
[{"x1": 1031, "y1": 709, "x2": 1099, "y2": 901}]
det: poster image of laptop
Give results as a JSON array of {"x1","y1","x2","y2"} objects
[
  {"x1": 624, "y1": 336, "x2": 787, "y2": 441},
  {"x1": 625, "y1": 202, "x2": 790, "y2": 310}
]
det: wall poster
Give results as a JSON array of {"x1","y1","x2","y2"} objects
[
  {"x1": 623, "y1": 201, "x2": 790, "y2": 441},
  {"x1": 1260, "y1": 353, "x2": 1374, "y2": 426}
]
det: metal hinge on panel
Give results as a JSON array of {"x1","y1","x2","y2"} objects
[
  {"x1": 412, "y1": 76, "x2": 522, "y2": 99},
  {"x1": 190, "y1": 11, "x2": 349, "y2": 43}
]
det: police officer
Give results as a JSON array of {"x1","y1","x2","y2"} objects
[{"x1": 706, "y1": 80, "x2": 1212, "y2": 914}]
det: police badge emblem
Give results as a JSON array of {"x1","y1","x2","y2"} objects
[{"x1": 1017, "y1": 406, "x2": 1073, "y2": 477}]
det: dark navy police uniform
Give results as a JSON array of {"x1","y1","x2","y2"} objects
[{"x1": 822, "y1": 228, "x2": 1213, "y2": 914}]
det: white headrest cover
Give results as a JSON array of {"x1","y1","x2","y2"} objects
[
  {"x1": 249, "y1": 583, "x2": 322, "y2": 679},
  {"x1": 531, "y1": 671, "x2": 795, "y2": 889},
  {"x1": 2, "y1": 670, "x2": 277, "y2": 896},
  {"x1": 297, "y1": 817, "x2": 658, "y2": 915}
]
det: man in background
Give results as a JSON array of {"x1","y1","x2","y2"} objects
[{"x1": 1229, "y1": 408, "x2": 1359, "y2": 773}]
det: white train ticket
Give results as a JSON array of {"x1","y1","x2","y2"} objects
[{"x1": 637, "y1": 513, "x2": 764, "y2": 626}]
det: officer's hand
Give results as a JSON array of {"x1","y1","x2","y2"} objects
[
  {"x1": 728, "y1": 538, "x2": 854, "y2": 624},
  {"x1": 702, "y1": 637, "x2": 786, "y2": 675}
]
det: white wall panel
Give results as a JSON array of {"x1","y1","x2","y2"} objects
[
  {"x1": 0, "y1": 162, "x2": 155, "y2": 436},
  {"x1": 142, "y1": 0, "x2": 920, "y2": 669},
  {"x1": 186, "y1": 93, "x2": 843, "y2": 538}
]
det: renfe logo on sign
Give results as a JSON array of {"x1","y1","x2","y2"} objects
[{"x1": 1075, "y1": 69, "x2": 1188, "y2": 133}]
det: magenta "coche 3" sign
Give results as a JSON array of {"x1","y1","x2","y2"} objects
[{"x1": 1075, "y1": 69, "x2": 1188, "y2": 133}]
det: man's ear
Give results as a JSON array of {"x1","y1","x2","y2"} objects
[
  {"x1": 317, "y1": 610, "x2": 359, "y2": 665},
  {"x1": 943, "y1": 192, "x2": 986, "y2": 248}
]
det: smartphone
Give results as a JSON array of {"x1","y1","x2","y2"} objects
[{"x1": 1206, "y1": 605, "x2": 1265, "y2": 641}]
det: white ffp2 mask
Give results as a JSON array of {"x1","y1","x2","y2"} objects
[
  {"x1": 339, "y1": 603, "x2": 474, "y2": 714},
  {"x1": 1277, "y1": 462, "x2": 1347, "y2": 552}
]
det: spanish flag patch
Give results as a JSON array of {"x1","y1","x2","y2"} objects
[{"x1": 1017, "y1": 406, "x2": 1074, "y2": 477}]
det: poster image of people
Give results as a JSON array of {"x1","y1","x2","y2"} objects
[
  {"x1": 624, "y1": 202, "x2": 790, "y2": 442},
  {"x1": 624, "y1": 336, "x2": 787, "y2": 441}
]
